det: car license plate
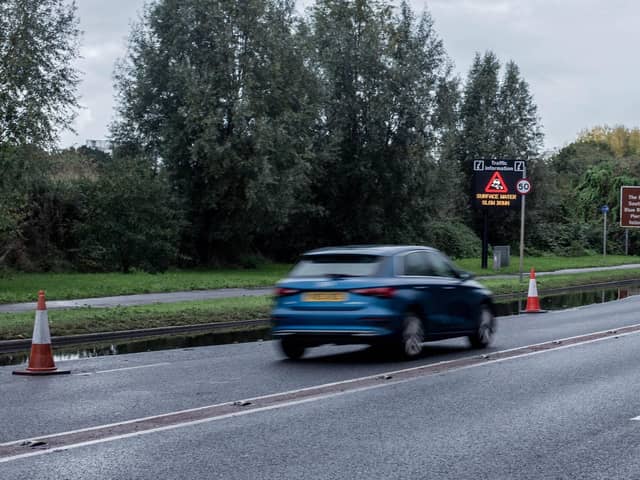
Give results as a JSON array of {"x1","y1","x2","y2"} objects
[{"x1": 303, "y1": 292, "x2": 348, "y2": 302}]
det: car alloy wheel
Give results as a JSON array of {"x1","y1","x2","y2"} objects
[
  {"x1": 469, "y1": 305, "x2": 495, "y2": 349},
  {"x1": 400, "y1": 313, "x2": 424, "y2": 358}
]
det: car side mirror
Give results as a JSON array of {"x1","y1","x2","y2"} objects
[{"x1": 458, "y1": 271, "x2": 474, "y2": 280}]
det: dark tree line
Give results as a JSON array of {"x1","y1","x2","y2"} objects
[{"x1": 1, "y1": 0, "x2": 633, "y2": 272}]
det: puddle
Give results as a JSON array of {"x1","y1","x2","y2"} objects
[
  {"x1": 2, "y1": 283, "x2": 640, "y2": 367},
  {"x1": 494, "y1": 284, "x2": 639, "y2": 316},
  {"x1": 1, "y1": 327, "x2": 271, "y2": 367}
]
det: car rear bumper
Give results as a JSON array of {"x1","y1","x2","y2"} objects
[{"x1": 271, "y1": 310, "x2": 401, "y2": 345}]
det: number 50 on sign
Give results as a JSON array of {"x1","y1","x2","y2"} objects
[{"x1": 516, "y1": 178, "x2": 531, "y2": 195}]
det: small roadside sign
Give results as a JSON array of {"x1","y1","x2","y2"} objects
[
  {"x1": 516, "y1": 178, "x2": 531, "y2": 195},
  {"x1": 620, "y1": 186, "x2": 640, "y2": 228}
]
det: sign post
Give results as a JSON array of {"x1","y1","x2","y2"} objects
[
  {"x1": 516, "y1": 177, "x2": 531, "y2": 282},
  {"x1": 601, "y1": 204, "x2": 609, "y2": 256}
]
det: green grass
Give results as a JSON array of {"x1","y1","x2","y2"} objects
[
  {"x1": 1, "y1": 255, "x2": 640, "y2": 305},
  {"x1": 3, "y1": 267, "x2": 640, "y2": 342},
  {"x1": 456, "y1": 254, "x2": 640, "y2": 276},
  {"x1": 482, "y1": 268, "x2": 640, "y2": 295},
  {"x1": 0, "y1": 296, "x2": 273, "y2": 341},
  {"x1": 0, "y1": 264, "x2": 291, "y2": 303}
]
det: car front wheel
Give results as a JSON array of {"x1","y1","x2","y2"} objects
[{"x1": 469, "y1": 305, "x2": 495, "y2": 349}]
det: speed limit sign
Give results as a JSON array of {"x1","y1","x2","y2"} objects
[{"x1": 516, "y1": 178, "x2": 531, "y2": 195}]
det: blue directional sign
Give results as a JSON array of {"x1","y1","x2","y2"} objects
[{"x1": 600, "y1": 205, "x2": 609, "y2": 214}]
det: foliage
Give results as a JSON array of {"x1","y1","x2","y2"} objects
[
  {"x1": 74, "y1": 155, "x2": 183, "y2": 272},
  {"x1": 422, "y1": 221, "x2": 481, "y2": 259},
  {"x1": 113, "y1": 0, "x2": 317, "y2": 264},
  {"x1": 0, "y1": 0, "x2": 80, "y2": 147}
]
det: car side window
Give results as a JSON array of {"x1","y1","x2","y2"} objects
[
  {"x1": 403, "y1": 252, "x2": 432, "y2": 276},
  {"x1": 426, "y1": 252, "x2": 457, "y2": 278}
]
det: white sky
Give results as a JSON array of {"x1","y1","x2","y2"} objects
[{"x1": 60, "y1": 0, "x2": 640, "y2": 153}]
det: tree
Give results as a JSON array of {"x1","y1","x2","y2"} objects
[
  {"x1": 74, "y1": 155, "x2": 183, "y2": 272},
  {"x1": 306, "y1": 0, "x2": 456, "y2": 245},
  {"x1": 0, "y1": 0, "x2": 80, "y2": 147},
  {"x1": 114, "y1": 0, "x2": 318, "y2": 264}
]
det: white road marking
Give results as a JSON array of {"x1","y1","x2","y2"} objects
[
  {"x1": 91, "y1": 362, "x2": 171, "y2": 375},
  {"x1": 632, "y1": 416, "x2": 640, "y2": 421},
  {"x1": 2, "y1": 325, "x2": 640, "y2": 464}
]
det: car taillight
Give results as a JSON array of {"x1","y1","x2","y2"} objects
[
  {"x1": 351, "y1": 287, "x2": 396, "y2": 298},
  {"x1": 275, "y1": 287, "x2": 300, "y2": 297}
]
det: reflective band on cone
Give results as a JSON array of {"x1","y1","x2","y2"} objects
[
  {"x1": 524, "y1": 268, "x2": 546, "y2": 314},
  {"x1": 13, "y1": 290, "x2": 70, "y2": 376}
]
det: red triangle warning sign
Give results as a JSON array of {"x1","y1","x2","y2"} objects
[{"x1": 484, "y1": 171, "x2": 509, "y2": 193}]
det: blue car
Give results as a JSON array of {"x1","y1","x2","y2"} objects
[{"x1": 271, "y1": 245, "x2": 496, "y2": 359}]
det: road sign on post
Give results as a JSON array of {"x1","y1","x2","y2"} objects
[
  {"x1": 620, "y1": 186, "x2": 640, "y2": 228},
  {"x1": 472, "y1": 159, "x2": 527, "y2": 271}
]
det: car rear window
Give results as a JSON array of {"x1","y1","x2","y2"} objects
[{"x1": 289, "y1": 254, "x2": 383, "y2": 278}]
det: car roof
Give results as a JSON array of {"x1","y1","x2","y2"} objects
[{"x1": 302, "y1": 245, "x2": 437, "y2": 257}]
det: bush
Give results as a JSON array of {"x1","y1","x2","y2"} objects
[{"x1": 422, "y1": 221, "x2": 482, "y2": 259}]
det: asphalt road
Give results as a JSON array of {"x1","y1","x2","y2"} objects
[
  {"x1": 1, "y1": 263, "x2": 639, "y2": 313},
  {"x1": 2, "y1": 297, "x2": 640, "y2": 478}
]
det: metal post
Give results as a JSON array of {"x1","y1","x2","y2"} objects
[
  {"x1": 482, "y1": 210, "x2": 488, "y2": 269},
  {"x1": 603, "y1": 210, "x2": 607, "y2": 256},
  {"x1": 518, "y1": 166, "x2": 526, "y2": 283},
  {"x1": 625, "y1": 229, "x2": 629, "y2": 255}
]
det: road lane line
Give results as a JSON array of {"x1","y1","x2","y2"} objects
[
  {"x1": 3, "y1": 322, "x2": 640, "y2": 464},
  {"x1": 91, "y1": 362, "x2": 171, "y2": 374},
  {"x1": 632, "y1": 416, "x2": 640, "y2": 421}
]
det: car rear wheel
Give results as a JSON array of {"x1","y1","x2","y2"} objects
[
  {"x1": 398, "y1": 313, "x2": 424, "y2": 359},
  {"x1": 280, "y1": 337, "x2": 306, "y2": 360},
  {"x1": 469, "y1": 305, "x2": 495, "y2": 349}
]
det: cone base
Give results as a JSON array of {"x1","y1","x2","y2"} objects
[
  {"x1": 522, "y1": 309, "x2": 547, "y2": 314},
  {"x1": 13, "y1": 369, "x2": 71, "y2": 376}
]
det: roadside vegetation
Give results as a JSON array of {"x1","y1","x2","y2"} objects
[
  {"x1": 1, "y1": 255, "x2": 640, "y2": 304},
  {"x1": 2, "y1": 267, "x2": 640, "y2": 341}
]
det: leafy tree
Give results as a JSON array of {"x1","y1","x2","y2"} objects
[
  {"x1": 0, "y1": 0, "x2": 80, "y2": 147},
  {"x1": 577, "y1": 125, "x2": 640, "y2": 158},
  {"x1": 306, "y1": 0, "x2": 456, "y2": 246},
  {"x1": 74, "y1": 156, "x2": 183, "y2": 272},
  {"x1": 114, "y1": 0, "x2": 317, "y2": 264}
]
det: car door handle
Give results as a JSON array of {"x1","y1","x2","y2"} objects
[
  {"x1": 414, "y1": 286, "x2": 428, "y2": 290},
  {"x1": 443, "y1": 286, "x2": 456, "y2": 290}
]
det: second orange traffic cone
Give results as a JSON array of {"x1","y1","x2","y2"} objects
[
  {"x1": 13, "y1": 290, "x2": 70, "y2": 376},
  {"x1": 523, "y1": 268, "x2": 545, "y2": 314}
]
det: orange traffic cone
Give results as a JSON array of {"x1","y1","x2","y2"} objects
[
  {"x1": 523, "y1": 268, "x2": 545, "y2": 314},
  {"x1": 13, "y1": 291, "x2": 70, "y2": 376}
]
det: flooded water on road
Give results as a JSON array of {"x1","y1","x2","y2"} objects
[{"x1": 2, "y1": 283, "x2": 639, "y2": 367}]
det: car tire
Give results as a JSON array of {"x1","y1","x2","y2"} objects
[
  {"x1": 280, "y1": 338, "x2": 306, "y2": 360},
  {"x1": 397, "y1": 312, "x2": 424, "y2": 359},
  {"x1": 469, "y1": 304, "x2": 495, "y2": 349}
]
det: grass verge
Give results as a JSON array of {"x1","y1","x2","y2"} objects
[
  {"x1": 482, "y1": 268, "x2": 640, "y2": 295},
  {"x1": 0, "y1": 264, "x2": 290, "y2": 304},
  {"x1": 2, "y1": 268, "x2": 640, "y2": 342},
  {"x1": 1, "y1": 255, "x2": 640, "y2": 304},
  {"x1": 456, "y1": 254, "x2": 640, "y2": 276},
  {"x1": 0, "y1": 296, "x2": 273, "y2": 341}
]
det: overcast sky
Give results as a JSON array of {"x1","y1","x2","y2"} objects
[{"x1": 61, "y1": 0, "x2": 640, "y2": 153}]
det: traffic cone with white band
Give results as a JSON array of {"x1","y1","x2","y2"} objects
[
  {"x1": 523, "y1": 268, "x2": 545, "y2": 314},
  {"x1": 13, "y1": 291, "x2": 70, "y2": 376}
]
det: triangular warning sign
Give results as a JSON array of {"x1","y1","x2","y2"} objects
[{"x1": 484, "y1": 171, "x2": 509, "y2": 193}]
